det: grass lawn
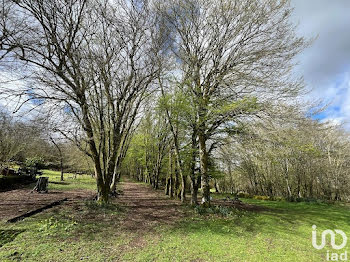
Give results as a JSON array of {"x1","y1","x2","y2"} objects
[
  {"x1": 124, "y1": 200, "x2": 350, "y2": 261},
  {"x1": 1, "y1": 170, "x2": 349, "y2": 261},
  {"x1": 40, "y1": 170, "x2": 97, "y2": 191}
]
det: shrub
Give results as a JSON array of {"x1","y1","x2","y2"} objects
[
  {"x1": 253, "y1": 195, "x2": 271, "y2": 201},
  {"x1": 24, "y1": 157, "x2": 45, "y2": 169},
  {"x1": 236, "y1": 192, "x2": 251, "y2": 198}
]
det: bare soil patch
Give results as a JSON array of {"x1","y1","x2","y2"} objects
[
  {"x1": 116, "y1": 181, "x2": 267, "y2": 232},
  {"x1": 117, "y1": 181, "x2": 187, "y2": 232},
  {"x1": 0, "y1": 188, "x2": 94, "y2": 222}
]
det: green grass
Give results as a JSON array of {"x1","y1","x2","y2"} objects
[
  {"x1": 40, "y1": 170, "x2": 97, "y2": 191},
  {"x1": 1, "y1": 172, "x2": 350, "y2": 261},
  {"x1": 0, "y1": 201, "x2": 129, "y2": 262},
  {"x1": 122, "y1": 199, "x2": 350, "y2": 261}
]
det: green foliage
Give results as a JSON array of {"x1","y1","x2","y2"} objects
[
  {"x1": 214, "y1": 97, "x2": 260, "y2": 116},
  {"x1": 24, "y1": 157, "x2": 44, "y2": 169},
  {"x1": 219, "y1": 120, "x2": 350, "y2": 201},
  {"x1": 253, "y1": 195, "x2": 271, "y2": 201},
  {"x1": 237, "y1": 192, "x2": 251, "y2": 198}
]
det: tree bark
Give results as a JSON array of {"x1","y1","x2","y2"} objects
[
  {"x1": 60, "y1": 158, "x2": 64, "y2": 182},
  {"x1": 50, "y1": 137, "x2": 64, "y2": 181},
  {"x1": 181, "y1": 171, "x2": 186, "y2": 201},
  {"x1": 198, "y1": 130, "x2": 210, "y2": 206},
  {"x1": 165, "y1": 177, "x2": 170, "y2": 195},
  {"x1": 190, "y1": 176, "x2": 200, "y2": 205},
  {"x1": 190, "y1": 130, "x2": 199, "y2": 205},
  {"x1": 169, "y1": 148, "x2": 174, "y2": 198},
  {"x1": 110, "y1": 169, "x2": 120, "y2": 196},
  {"x1": 214, "y1": 178, "x2": 219, "y2": 193},
  {"x1": 175, "y1": 166, "x2": 180, "y2": 198}
]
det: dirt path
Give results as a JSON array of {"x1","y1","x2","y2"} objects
[
  {"x1": 116, "y1": 181, "x2": 187, "y2": 232},
  {"x1": 115, "y1": 181, "x2": 264, "y2": 233}
]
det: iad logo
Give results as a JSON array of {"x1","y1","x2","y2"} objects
[
  {"x1": 312, "y1": 225, "x2": 348, "y2": 261},
  {"x1": 312, "y1": 225, "x2": 347, "y2": 250}
]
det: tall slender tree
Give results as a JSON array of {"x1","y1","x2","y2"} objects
[{"x1": 157, "y1": 0, "x2": 308, "y2": 205}]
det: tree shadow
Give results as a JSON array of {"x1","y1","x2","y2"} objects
[
  {"x1": 164, "y1": 200, "x2": 350, "y2": 240},
  {"x1": 0, "y1": 229, "x2": 25, "y2": 248},
  {"x1": 49, "y1": 181, "x2": 69, "y2": 185}
]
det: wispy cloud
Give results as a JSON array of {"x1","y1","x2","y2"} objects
[
  {"x1": 291, "y1": 0, "x2": 350, "y2": 128},
  {"x1": 315, "y1": 73, "x2": 350, "y2": 128}
]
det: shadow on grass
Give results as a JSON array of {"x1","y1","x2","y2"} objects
[
  {"x1": 167, "y1": 200, "x2": 350, "y2": 240},
  {"x1": 267, "y1": 202, "x2": 350, "y2": 230},
  {"x1": 49, "y1": 181, "x2": 70, "y2": 185},
  {"x1": 0, "y1": 229, "x2": 25, "y2": 248}
]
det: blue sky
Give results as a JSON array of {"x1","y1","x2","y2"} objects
[{"x1": 291, "y1": 0, "x2": 350, "y2": 128}]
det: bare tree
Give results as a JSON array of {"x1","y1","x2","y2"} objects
[
  {"x1": 0, "y1": 0, "x2": 164, "y2": 202},
  {"x1": 0, "y1": 110, "x2": 23, "y2": 166}
]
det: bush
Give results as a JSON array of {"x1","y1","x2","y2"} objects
[
  {"x1": 294, "y1": 197, "x2": 322, "y2": 203},
  {"x1": 0, "y1": 175, "x2": 36, "y2": 190},
  {"x1": 236, "y1": 192, "x2": 251, "y2": 198},
  {"x1": 253, "y1": 195, "x2": 271, "y2": 201},
  {"x1": 24, "y1": 157, "x2": 45, "y2": 169},
  {"x1": 271, "y1": 196, "x2": 284, "y2": 201}
]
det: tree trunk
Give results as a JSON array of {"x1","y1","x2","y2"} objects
[
  {"x1": 96, "y1": 174, "x2": 109, "y2": 203},
  {"x1": 160, "y1": 84, "x2": 186, "y2": 202},
  {"x1": 214, "y1": 178, "x2": 219, "y2": 193},
  {"x1": 98, "y1": 182, "x2": 110, "y2": 203},
  {"x1": 95, "y1": 165, "x2": 111, "y2": 203},
  {"x1": 190, "y1": 130, "x2": 198, "y2": 205},
  {"x1": 33, "y1": 177, "x2": 49, "y2": 192},
  {"x1": 175, "y1": 166, "x2": 180, "y2": 198},
  {"x1": 169, "y1": 149, "x2": 174, "y2": 198},
  {"x1": 284, "y1": 160, "x2": 292, "y2": 200},
  {"x1": 198, "y1": 131, "x2": 210, "y2": 206},
  {"x1": 190, "y1": 176, "x2": 199, "y2": 205},
  {"x1": 110, "y1": 169, "x2": 120, "y2": 196},
  {"x1": 169, "y1": 177, "x2": 174, "y2": 198},
  {"x1": 60, "y1": 156, "x2": 64, "y2": 182},
  {"x1": 81, "y1": 101, "x2": 111, "y2": 203},
  {"x1": 155, "y1": 169, "x2": 159, "y2": 189},
  {"x1": 165, "y1": 177, "x2": 170, "y2": 195},
  {"x1": 50, "y1": 136, "x2": 64, "y2": 181},
  {"x1": 286, "y1": 178, "x2": 292, "y2": 200},
  {"x1": 154, "y1": 160, "x2": 161, "y2": 190},
  {"x1": 173, "y1": 148, "x2": 186, "y2": 202},
  {"x1": 180, "y1": 172, "x2": 186, "y2": 202}
]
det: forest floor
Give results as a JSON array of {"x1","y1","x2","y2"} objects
[
  {"x1": 1, "y1": 170, "x2": 350, "y2": 261},
  {"x1": 0, "y1": 186, "x2": 94, "y2": 222}
]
